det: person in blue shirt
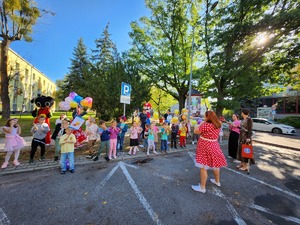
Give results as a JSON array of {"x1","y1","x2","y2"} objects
[
  {"x1": 92, "y1": 120, "x2": 110, "y2": 162},
  {"x1": 117, "y1": 116, "x2": 128, "y2": 153},
  {"x1": 160, "y1": 122, "x2": 170, "y2": 153}
]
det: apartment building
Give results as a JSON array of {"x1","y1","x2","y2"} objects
[{"x1": 0, "y1": 45, "x2": 56, "y2": 113}]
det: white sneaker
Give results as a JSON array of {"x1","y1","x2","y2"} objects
[
  {"x1": 233, "y1": 160, "x2": 241, "y2": 163},
  {"x1": 210, "y1": 179, "x2": 221, "y2": 187},
  {"x1": 192, "y1": 141, "x2": 195, "y2": 145},
  {"x1": 191, "y1": 184, "x2": 206, "y2": 193}
]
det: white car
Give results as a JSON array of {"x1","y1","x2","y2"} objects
[{"x1": 252, "y1": 118, "x2": 296, "y2": 135}]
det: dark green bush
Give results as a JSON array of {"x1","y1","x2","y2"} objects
[{"x1": 278, "y1": 116, "x2": 300, "y2": 128}]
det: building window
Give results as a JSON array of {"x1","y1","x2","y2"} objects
[
  {"x1": 25, "y1": 69, "x2": 29, "y2": 83},
  {"x1": 16, "y1": 62, "x2": 20, "y2": 71},
  {"x1": 285, "y1": 97, "x2": 297, "y2": 113}
]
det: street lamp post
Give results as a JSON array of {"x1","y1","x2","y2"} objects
[
  {"x1": 187, "y1": 1, "x2": 218, "y2": 122},
  {"x1": 187, "y1": 26, "x2": 195, "y2": 122}
]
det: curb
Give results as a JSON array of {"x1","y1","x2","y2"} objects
[
  {"x1": 0, "y1": 147, "x2": 193, "y2": 176},
  {"x1": 253, "y1": 140, "x2": 299, "y2": 151}
]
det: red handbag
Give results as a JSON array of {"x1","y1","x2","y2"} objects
[{"x1": 241, "y1": 144, "x2": 253, "y2": 159}]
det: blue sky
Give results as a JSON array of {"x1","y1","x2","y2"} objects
[{"x1": 11, "y1": 0, "x2": 150, "y2": 82}]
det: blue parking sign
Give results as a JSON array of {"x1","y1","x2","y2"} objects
[
  {"x1": 120, "y1": 82, "x2": 131, "y2": 104},
  {"x1": 121, "y1": 82, "x2": 131, "y2": 96}
]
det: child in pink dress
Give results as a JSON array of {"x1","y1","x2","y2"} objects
[
  {"x1": 1, "y1": 118, "x2": 26, "y2": 168},
  {"x1": 108, "y1": 120, "x2": 120, "y2": 159},
  {"x1": 128, "y1": 122, "x2": 143, "y2": 155}
]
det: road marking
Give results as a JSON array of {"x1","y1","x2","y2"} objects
[
  {"x1": 188, "y1": 152, "x2": 246, "y2": 225},
  {"x1": 213, "y1": 187, "x2": 247, "y2": 225},
  {"x1": 249, "y1": 204, "x2": 300, "y2": 224},
  {"x1": 189, "y1": 152, "x2": 300, "y2": 200},
  {"x1": 188, "y1": 151, "x2": 196, "y2": 164},
  {"x1": 119, "y1": 162, "x2": 163, "y2": 225},
  {"x1": 94, "y1": 164, "x2": 120, "y2": 194},
  {"x1": 224, "y1": 167, "x2": 300, "y2": 200},
  {"x1": 122, "y1": 162, "x2": 138, "y2": 169},
  {"x1": 0, "y1": 208, "x2": 10, "y2": 225}
]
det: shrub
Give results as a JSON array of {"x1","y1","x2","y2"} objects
[{"x1": 278, "y1": 116, "x2": 300, "y2": 128}]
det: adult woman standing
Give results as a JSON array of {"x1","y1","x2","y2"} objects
[
  {"x1": 227, "y1": 114, "x2": 241, "y2": 160},
  {"x1": 191, "y1": 111, "x2": 227, "y2": 193},
  {"x1": 236, "y1": 108, "x2": 253, "y2": 171}
]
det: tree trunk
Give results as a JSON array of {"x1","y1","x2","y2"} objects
[
  {"x1": 178, "y1": 92, "x2": 186, "y2": 113},
  {"x1": 0, "y1": 39, "x2": 11, "y2": 119}
]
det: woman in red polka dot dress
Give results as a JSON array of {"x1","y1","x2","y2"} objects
[{"x1": 191, "y1": 110, "x2": 227, "y2": 193}]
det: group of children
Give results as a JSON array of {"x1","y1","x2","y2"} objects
[{"x1": 1, "y1": 113, "x2": 200, "y2": 174}]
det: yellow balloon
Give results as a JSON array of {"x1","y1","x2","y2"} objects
[
  {"x1": 153, "y1": 112, "x2": 159, "y2": 119},
  {"x1": 171, "y1": 117, "x2": 179, "y2": 123},
  {"x1": 70, "y1": 101, "x2": 78, "y2": 108},
  {"x1": 174, "y1": 109, "x2": 179, "y2": 115},
  {"x1": 191, "y1": 120, "x2": 197, "y2": 125},
  {"x1": 182, "y1": 108, "x2": 187, "y2": 113}
]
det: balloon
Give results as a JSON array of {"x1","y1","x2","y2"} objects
[
  {"x1": 70, "y1": 101, "x2": 78, "y2": 108},
  {"x1": 174, "y1": 109, "x2": 179, "y2": 115},
  {"x1": 87, "y1": 102, "x2": 93, "y2": 108},
  {"x1": 182, "y1": 108, "x2": 187, "y2": 113},
  {"x1": 69, "y1": 92, "x2": 77, "y2": 99},
  {"x1": 191, "y1": 120, "x2": 197, "y2": 125},
  {"x1": 80, "y1": 99, "x2": 89, "y2": 107},
  {"x1": 65, "y1": 97, "x2": 73, "y2": 103},
  {"x1": 182, "y1": 115, "x2": 186, "y2": 120},
  {"x1": 61, "y1": 102, "x2": 71, "y2": 111},
  {"x1": 197, "y1": 118, "x2": 203, "y2": 124},
  {"x1": 167, "y1": 115, "x2": 172, "y2": 121},
  {"x1": 171, "y1": 117, "x2": 179, "y2": 123},
  {"x1": 153, "y1": 112, "x2": 159, "y2": 119},
  {"x1": 73, "y1": 95, "x2": 83, "y2": 103},
  {"x1": 85, "y1": 97, "x2": 93, "y2": 104},
  {"x1": 58, "y1": 102, "x2": 65, "y2": 108}
]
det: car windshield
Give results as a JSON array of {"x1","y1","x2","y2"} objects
[{"x1": 266, "y1": 119, "x2": 279, "y2": 124}]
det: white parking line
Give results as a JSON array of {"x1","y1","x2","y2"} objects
[
  {"x1": 119, "y1": 162, "x2": 163, "y2": 225},
  {"x1": 94, "y1": 164, "x2": 120, "y2": 194},
  {"x1": 249, "y1": 204, "x2": 300, "y2": 224},
  {"x1": 213, "y1": 187, "x2": 247, "y2": 225},
  {"x1": 224, "y1": 167, "x2": 300, "y2": 200},
  {"x1": 0, "y1": 208, "x2": 10, "y2": 225}
]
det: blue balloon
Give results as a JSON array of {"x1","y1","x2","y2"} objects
[{"x1": 73, "y1": 95, "x2": 83, "y2": 103}]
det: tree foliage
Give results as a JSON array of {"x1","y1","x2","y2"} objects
[
  {"x1": 59, "y1": 25, "x2": 151, "y2": 120},
  {"x1": 200, "y1": 0, "x2": 300, "y2": 115},
  {"x1": 0, "y1": 0, "x2": 41, "y2": 119},
  {"x1": 129, "y1": 0, "x2": 198, "y2": 112}
]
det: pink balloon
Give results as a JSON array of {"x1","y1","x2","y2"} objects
[
  {"x1": 69, "y1": 92, "x2": 77, "y2": 99},
  {"x1": 85, "y1": 97, "x2": 93, "y2": 104},
  {"x1": 58, "y1": 102, "x2": 65, "y2": 108}
]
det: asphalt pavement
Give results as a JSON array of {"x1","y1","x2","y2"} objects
[{"x1": 0, "y1": 129, "x2": 299, "y2": 176}]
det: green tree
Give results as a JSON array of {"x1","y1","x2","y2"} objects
[
  {"x1": 0, "y1": 0, "x2": 40, "y2": 119},
  {"x1": 149, "y1": 86, "x2": 177, "y2": 116},
  {"x1": 62, "y1": 37, "x2": 90, "y2": 98},
  {"x1": 199, "y1": 0, "x2": 300, "y2": 115},
  {"x1": 129, "y1": 0, "x2": 198, "y2": 112}
]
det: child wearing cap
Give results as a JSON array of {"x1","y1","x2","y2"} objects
[
  {"x1": 59, "y1": 126, "x2": 76, "y2": 174},
  {"x1": 29, "y1": 115, "x2": 50, "y2": 163}
]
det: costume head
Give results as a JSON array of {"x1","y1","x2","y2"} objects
[
  {"x1": 143, "y1": 102, "x2": 152, "y2": 118},
  {"x1": 30, "y1": 95, "x2": 54, "y2": 109}
]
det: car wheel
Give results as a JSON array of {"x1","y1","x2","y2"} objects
[{"x1": 272, "y1": 128, "x2": 282, "y2": 134}]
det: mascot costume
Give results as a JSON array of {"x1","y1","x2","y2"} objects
[
  {"x1": 31, "y1": 95, "x2": 54, "y2": 145},
  {"x1": 143, "y1": 102, "x2": 152, "y2": 119}
]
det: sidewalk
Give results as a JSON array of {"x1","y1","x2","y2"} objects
[
  {"x1": 0, "y1": 139, "x2": 201, "y2": 176},
  {"x1": 0, "y1": 130, "x2": 298, "y2": 175}
]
